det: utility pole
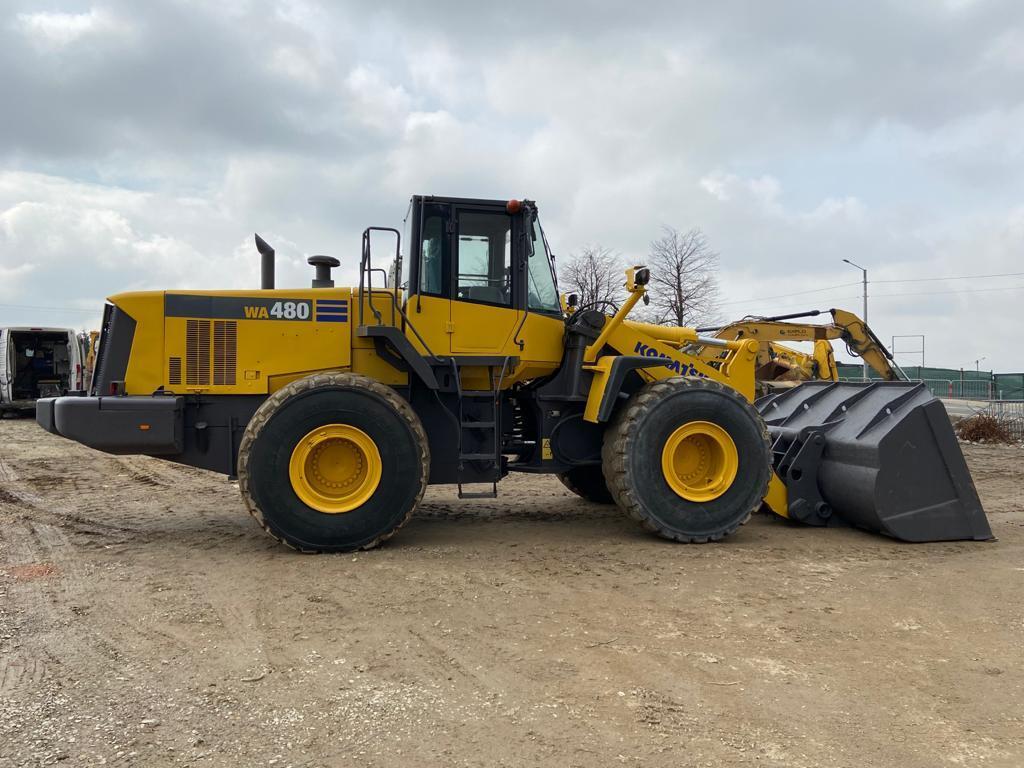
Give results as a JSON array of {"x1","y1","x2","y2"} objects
[{"x1": 842, "y1": 258, "x2": 868, "y2": 381}]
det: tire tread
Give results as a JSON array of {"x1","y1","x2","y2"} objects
[
  {"x1": 557, "y1": 465, "x2": 614, "y2": 504},
  {"x1": 237, "y1": 372, "x2": 429, "y2": 553},
  {"x1": 601, "y1": 377, "x2": 771, "y2": 543}
]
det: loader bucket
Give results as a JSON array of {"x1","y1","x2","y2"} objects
[{"x1": 757, "y1": 381, "x2": 992, "y2": 542}]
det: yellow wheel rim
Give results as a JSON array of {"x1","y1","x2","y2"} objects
[
  {"x1": 661, "y1": 421, "x2": 739, "y2": 502},
  {"x1": 288, "y1": 424, "x2": 382, "y2": 513}
]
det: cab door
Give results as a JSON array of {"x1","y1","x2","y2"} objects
[
  {"x1": 403, "y1": 201, "x2": 453, "y2": 356},
  {"x1": 448, "y1": 205, "x2": 520, "y2": 355}
]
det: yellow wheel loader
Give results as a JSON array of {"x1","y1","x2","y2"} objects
[{"x1": 36, "y1": 196, "x2": 992, "y2": 551}]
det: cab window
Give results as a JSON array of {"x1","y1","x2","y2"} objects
[
  {"x1": 527, "y1": 218, "x2": 560, "y2": 313},
  {"x1": 456, "y1": 211, "x2": 512, "y2": 306},
  {"x1": 419, "y1": 212, "x2": 444, "y2": 295}
]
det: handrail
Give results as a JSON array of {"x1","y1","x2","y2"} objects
[
  {"x1": 358, "y1": 226, "x2": 447, "y2": 361},
  {"x1": 359, "y1": 227, "x2": 401, "y2": 327}
]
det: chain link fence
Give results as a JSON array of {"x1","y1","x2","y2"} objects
[{"x1": 959, "y1": 400, "x2": 1024, "y2": 442}]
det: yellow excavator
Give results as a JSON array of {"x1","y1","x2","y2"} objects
[
  {"x1": 35, "y1": 195, "x2": 991, "y2": 551},
  {"x1": 699, "y1": 309, "x2": 905, "y2": 391}
]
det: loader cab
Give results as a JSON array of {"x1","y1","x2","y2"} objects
[{"x1": 401, "y1": 196, "x2": 562, "y2": 358}]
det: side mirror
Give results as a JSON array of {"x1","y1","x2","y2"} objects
[{"x1": 567, "y1": 293, "x2": 579, "y2": 308}]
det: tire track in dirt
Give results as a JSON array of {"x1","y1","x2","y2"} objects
[
  {"x1": 2, "y1": 470, "x2": 143, "y2": 541},
  {"x1": 1, "y1": 424, "x2": 277, "y2": 695},
  {"x1": 2, "y1": 433, "x2": 211, "y2": 683},
  {"x1": 0, "y1": 502, "x2": 79, "y2": 698},
  {"x1": 5, "y1": 445, "x2": 253, "y2": 555}
]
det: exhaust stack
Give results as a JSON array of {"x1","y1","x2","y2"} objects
[{"x1": 255, "y1": 233, "x2": 275, "y2": 290}]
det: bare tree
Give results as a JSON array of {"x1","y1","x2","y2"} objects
[
  {"x1": 646, "y1": 226, "x2": 721, "y2": 327},
  {"x1": 558, "y1": 245, "x2": 627, "y2": 309}
]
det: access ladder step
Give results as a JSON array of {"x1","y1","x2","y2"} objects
[
  {"x1": 459, "y1": 453, "x2": 499, "y2": 461},
  {"x1": 458, "y1": 482, "x2": 498, "y2": 499},
  {"x1": 461, "y1": 421, "x2": 495, "y2": 429}
]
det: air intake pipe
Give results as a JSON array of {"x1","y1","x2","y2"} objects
[{"x1": 254, "y1": 233, "x2": 275, "y2": 290}]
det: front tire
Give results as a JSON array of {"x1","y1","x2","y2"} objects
[
  {"x1": 237, "y1": 373, "x2": 429, "y2": 552},
  {"x1": 557, "y1": 465, "x2": 615, "y2": 504},
  {"x1": 602, "y1": 377, "x2": 771, "y2": 543}
]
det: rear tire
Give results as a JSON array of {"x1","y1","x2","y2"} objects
[
  {"x1": 237, "y1": 372, "x2": 429, "y2": 552},
  {"x1": 602, "y1": 377, "x2": 771, "y2": 543},
  {"x1": 557, "y1": 465, "x2": 615, "y2": 504}
]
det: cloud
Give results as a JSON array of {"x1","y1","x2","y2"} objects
[
  {"x1": 699, "y1": 173, "x2": 783, "y2": 211},
  {"x1": 0, "y1": 171, "x2": 274, "y2": 328},
  {"x1": 14, "y1": 8, "x2": 130, "y2": 49},
  {"x1": 0, "y1": 262, "x2": 36, "y2": 300}
]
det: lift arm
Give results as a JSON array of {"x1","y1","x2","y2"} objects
[{"x1": 580, "y1": 269, "x2": 761, "y2": 421}]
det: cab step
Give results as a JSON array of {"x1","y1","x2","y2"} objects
[{"x1": 458, "y1": 482, "x2": 498, "y2": 499}]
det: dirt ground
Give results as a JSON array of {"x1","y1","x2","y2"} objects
[{"x1": 1, "y1": 418, "x2": 1022, "y2": 768}]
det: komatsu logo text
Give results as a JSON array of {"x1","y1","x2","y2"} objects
[{"x1": 633, "y1": 341, "x2": 708, "y2": 378}]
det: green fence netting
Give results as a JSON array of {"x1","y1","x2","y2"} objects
[{"x1": 836, "y1": 363, "x2": 1024, "y2": 400}]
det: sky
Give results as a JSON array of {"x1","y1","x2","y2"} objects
[{"x1": 1, "y1": 0, "x2": 1022, "y2": 370}]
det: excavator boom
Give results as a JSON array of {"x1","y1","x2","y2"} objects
[{"x1": 701, "y1": 308, "x2": 905, "y2": 386}]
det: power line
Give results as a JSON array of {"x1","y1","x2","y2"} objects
[
  {"x1": 873, "y1": 271, "x2": 1024, "y2": 284},
  {"x1": 722, "y1": 284, "x2": 1024, "y2": 314},
  {"x1": 719, "y1": 281, "x2": 860, "y2": 307},
  {"x1": 719, "y1": 271, "x2": 1024, "y2": 310},
  {"x1": 871, "y1": 284, "x2": 1024, "y2": 298},
  {"x1": 0, "y1": 303, "x2": 99, "y2": 314},
  {"x1": 723, "y1": 295, "x2": 864, "y2": 314}
]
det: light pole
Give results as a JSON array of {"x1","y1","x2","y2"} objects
[
  {"x1": 975, "y1": 356, "x2": 986, "y2": 373},
  {"x1": 842, "y1": 258, "x2": 868, "y2": 380}
]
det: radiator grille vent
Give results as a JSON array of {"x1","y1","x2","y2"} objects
[
  {"x1": 168, "y1": 357, "x2": 182, "y2": 386},
  {"x1": 186, "y1": 319, "x2": 211, "y2": 386},
  {"x1": 213, "y1": 321, "x2": 237, "y2": 386}
]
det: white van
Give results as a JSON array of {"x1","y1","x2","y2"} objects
[{"x1": 0, "y1": 327, "x2": 85, "y2": 416}]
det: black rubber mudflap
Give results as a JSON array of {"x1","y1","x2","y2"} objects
[{"x1": 757, "y1": 381, "x2": 993, "y2": 542}]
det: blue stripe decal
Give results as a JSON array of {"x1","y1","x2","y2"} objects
[
  {"x1": 316, "y1": 300, "x2": 348, "y2": 306},
  {"x1": 315, "y1": 307, "x2": 348, "y2": 313},
  {"x1": 316, "y1": 316, "x2": 348, "y2": 322}
]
